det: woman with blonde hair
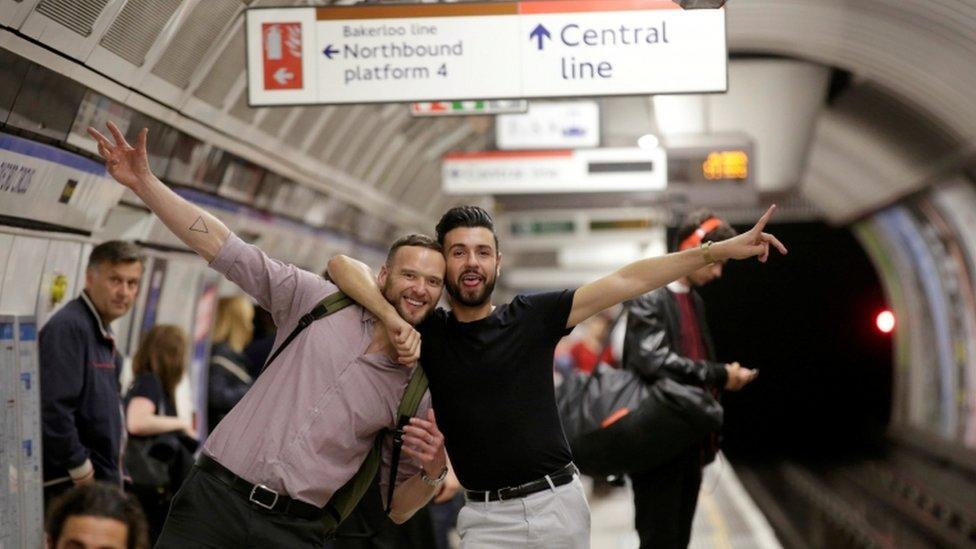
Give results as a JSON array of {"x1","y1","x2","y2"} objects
[
  {"x1": 124, "y1": 324, "x2": 195, "y2": 542},
  {"x1": 207, "y1": 295, "x2": 255, "y2": 433}
]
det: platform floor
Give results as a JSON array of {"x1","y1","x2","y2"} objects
[{"x1": 588, "y1": 454, "x2": 782, "y2": 549}]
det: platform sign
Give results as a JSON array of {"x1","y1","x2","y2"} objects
[
  {"x1": 442, "y1": 147, "x2": 666, "y2": 194},
  {"x1": 496, "y1": 100, "x2": 600, "y2": 149},
  {"x1": 246, "y1": 1, "x2": 727, "y2": 106}
]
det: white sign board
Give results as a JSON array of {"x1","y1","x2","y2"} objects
[
  {"x1": 246, "y1": 1, "x2": 727, "y2": 106},
  {"x1": 442, "y1": 147, "x2": 666, "y2": 194},
  {"x1": 0, "y1": 133, "x2": 124, "y2": 233},
  {"x1": 496, "y1": 101, "x2": 600, "y2": 149}
]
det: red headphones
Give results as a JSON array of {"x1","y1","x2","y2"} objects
[{"x1": 678, "y1": 217, "x2": 725, "y2": 251}]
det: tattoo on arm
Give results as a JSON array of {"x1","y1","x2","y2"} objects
[{"x1": 189, "y1": 216, "x2": 209, "y2": 234}]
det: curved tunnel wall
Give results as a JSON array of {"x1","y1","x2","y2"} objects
[{"x1": 854, "y1": 178, "x2": 976, "y2": 451}]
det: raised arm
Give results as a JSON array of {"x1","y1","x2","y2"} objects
[
  {"x1": 567, "y1": 205, "x2": 787, "y2": 328},
  {"x1": 88, "y1": 122, "x2": 229, "y2": 262}
]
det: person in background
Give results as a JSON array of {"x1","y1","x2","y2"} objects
[
  {"x1": 207, "y1": 296, "x2": 255, "y2": 433},
  {"x1": 45, "y1": 482, "x2": 149, "y2": 549},
  {"x1": 622, "y1": 210, "x2": 759, "y2": 548},
  {"x1": 243, "y1": 306, "x2": 275, "y2": 378},
  {"x1": 568, "y1": 311, "x2": 617, "y2": 374},
  {"x1": 40, "y1": 241, "x2": 144, "y2": 506},
  {"x1": 124, "y1": 324, "x2": 196, "y2": 541}
]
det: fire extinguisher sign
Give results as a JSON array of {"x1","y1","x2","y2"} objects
[{"x1": 262, "y1": 22, "x2": 303, "y2": 90}]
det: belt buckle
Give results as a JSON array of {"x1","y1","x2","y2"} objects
[
  {"x1": 497, "y1": 486, "x2": 518, "y2": 501},
  {"x1": 249, "y1": 484, "x2": 280, "y2": 510}
]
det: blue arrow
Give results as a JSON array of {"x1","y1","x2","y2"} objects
[
  {"x1": 322, "y1": 44, "x2": 339, "y2": 59},
  {"x1": 529, "y1": 24, "x2": 551, "y2": 50}
]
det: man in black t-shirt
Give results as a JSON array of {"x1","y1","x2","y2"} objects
[{"x1": 329, "y1": 206, "x2": 786, "y2": 548}]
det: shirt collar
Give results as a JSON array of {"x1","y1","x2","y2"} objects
[
  {"x1": 80, "y1": 291, "x2": 115, "y2": 340},
  {"x1": 667, "y1": 280, "x2": 691, "y2": 294}
]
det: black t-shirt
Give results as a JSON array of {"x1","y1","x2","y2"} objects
[
  {"x1": 125, "y1": 373, "x2": 176, "y2": 418},
  {"x1": 418, "y1": 290, "x2": 576, "y2": 490}
]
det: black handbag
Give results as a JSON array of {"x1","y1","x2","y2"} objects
[
  {"x1": 124, "y1": 396, "x2": 192, "y2": 493},
  {"x1": 125, "y1": 431, "x2": 181, "y2": 492},
  {"x1": 556, "y1": 329, "x2": 723, "y2": 476}
]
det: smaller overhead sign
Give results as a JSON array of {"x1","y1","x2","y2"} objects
[
  {"x1": 411, "y1": 100, "x2": 528, "y2": 117},
  {"x1": 496, "y1": 101, "x2": 600, "y2": 149},
  {"x1": 442, "y1": 147, "x2": 666, "y2": 195}
]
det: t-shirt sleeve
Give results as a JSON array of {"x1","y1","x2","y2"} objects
[
  {"x1": 127, "y1": 374, "x2": 165, "y2": 413},
  {"x1": 209, "y1": 233, "x2": 331, "y2": 330},
  {"x1": 522, "y1": 289, "x2": 577, "y2": 341}
]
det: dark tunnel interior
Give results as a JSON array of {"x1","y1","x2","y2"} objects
[{"x1": 693, "y1": 222, "x2": 893, "y2": 463}]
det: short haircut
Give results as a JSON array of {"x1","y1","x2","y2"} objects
[
  {"x1": 46, "y1": 483, "x2": 148, "y2": 549},
  {"x1": 435, "y1": 206, "x2": 498, "y2": 251},
  {"x1": 386, "y1": 234, "x2": 442, "y2": 265},
  {"x1": 672, "y1": 209, "x2": 737, "y2": 252},
  {"x1": 87, "y1": 241, "x2": 144, "y2": 270}
]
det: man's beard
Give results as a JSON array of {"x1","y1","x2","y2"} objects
[{"x1": 446, "y1": 269, "x2": 496, "y2": 307}]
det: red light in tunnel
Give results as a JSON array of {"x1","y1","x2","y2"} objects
[{"x1": 876, "y1": 310, "x2": 895, "y2": 334}]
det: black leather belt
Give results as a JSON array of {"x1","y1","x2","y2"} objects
[
  {"x1": 465, "y1": 463, "x2": 579, "y2": 502},
  {"x1": 196, "y1": 455, "x2": 324, "y2": 520}
]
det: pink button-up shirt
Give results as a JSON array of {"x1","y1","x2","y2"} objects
[{"x1": 202, "y1": 234, "x2": 429, "y2": 506}]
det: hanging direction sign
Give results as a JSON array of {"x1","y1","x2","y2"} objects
[{"x1": 246, "y1": 1, "x2": 727, "y2": 106}]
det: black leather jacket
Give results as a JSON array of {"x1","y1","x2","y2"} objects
[{"x1": 622, "y1": 287, "x2": 728, "y2": 389}]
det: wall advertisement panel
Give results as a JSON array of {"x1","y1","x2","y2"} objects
[
  {"x1": 15, "y1": 316, "x2": 43, "y2": 549},
  {"x1": 874, "y1": 209, "x2": 941, "y2": 434},
  {"x1": 0, "y1": 317, "x2": 20, "y2": 548}
]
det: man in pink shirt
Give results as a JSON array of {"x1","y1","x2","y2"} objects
[{"x1": 89, "y1": 123, "x2": 449, "y2": 547}]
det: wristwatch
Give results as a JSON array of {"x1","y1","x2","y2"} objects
[
  {"x1": 421, "y1": 466, "x2": 448, "y2": 486},
  {"x1": 700, "y1": 241, "x2": 716, "y2": 265}
]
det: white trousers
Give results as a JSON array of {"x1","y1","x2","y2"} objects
[{"x1": 458, "y1": 475, "x2": 591, "y2": 549}]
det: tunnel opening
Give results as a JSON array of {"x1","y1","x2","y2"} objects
[{"x1": 694, "y1": 220, "x2": 892, "y2": 464}]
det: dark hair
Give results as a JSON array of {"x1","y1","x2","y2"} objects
[
  {"x1": 671, "y1": 209, "x2": 737, "y2": 252},
  {"x1": 87, "y1": 241, "x2": 144, "y2": 270},
  {"x1": 132, "y1": 324, "x2": 188, "y2": 403},
  {"x1": 46, "y1": 483, "x2": 149, "y2": 549},
  {"x1": 435, "y1": 206, "x2": 498, "y2": 250},
  {"x1": 386, "y1": 234, "x2": 442, "y2": 265}
]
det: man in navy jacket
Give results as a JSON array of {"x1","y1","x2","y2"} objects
[{"x1": 40, "y1": 240, "x2": 144, "y2": 505}]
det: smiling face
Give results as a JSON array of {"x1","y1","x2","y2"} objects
[
  {"x1": 378, "y1": 245, "x2": 445, "y2": 326},
  {"x1": 442, "y1": 227, "x2": 500, "y2": 309},
  {"x1": 84, "y1": 261, "x2": 143, "y2": 325}
]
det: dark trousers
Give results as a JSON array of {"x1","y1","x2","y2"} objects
[
  {"x1": 630, "y1": 446, "x2": 703, "y2": 549},
  {"x1": 155, "y1": 466, "x2": 326, "y2": 548}
]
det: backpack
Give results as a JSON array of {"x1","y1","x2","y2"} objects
[{"x1": 260, "y1": 290, "x2": 428, "y2": 537}]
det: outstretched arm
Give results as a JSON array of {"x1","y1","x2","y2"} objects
[
  {"x1": 88, "y1": 122, "x2": 229, "y2": 262},
  {"x1": 567, "y1": 205, "x2": 787, "y2": 328}
]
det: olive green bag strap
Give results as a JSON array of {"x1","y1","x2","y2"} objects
[
  {"x1": 322, "y1": 365, "x2": 428, "y2": 536},
  {"x1": 260, "y1": 290, "x2": 354, "y2": 374}
]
